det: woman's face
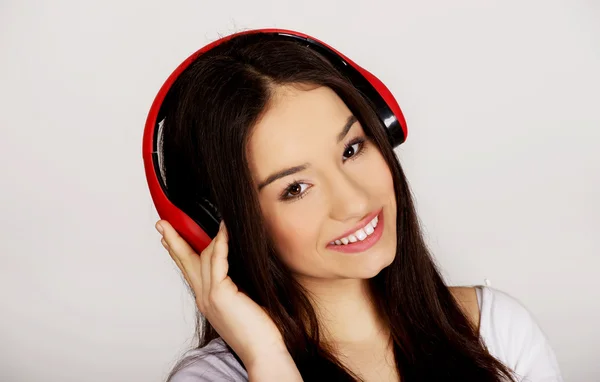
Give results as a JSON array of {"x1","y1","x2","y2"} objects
[{"x1": 247, "y1": 84, "x2": 397, "y2": 282}]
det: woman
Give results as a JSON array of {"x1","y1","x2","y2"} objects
[{"x1": 153, "y1": 32, "x2": 562, "y2": 381}]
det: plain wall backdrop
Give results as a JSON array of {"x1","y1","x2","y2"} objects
[{"x1": 1, "y1": 0, "x2": 598, "y2": 381}]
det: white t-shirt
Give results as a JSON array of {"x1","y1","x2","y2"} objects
[
  {"x1": 475, "y1": 286, "x2": 563, "y2": 381},
  {"x1": 170, "y1": 286, "x2": 563, "y2": 381}
]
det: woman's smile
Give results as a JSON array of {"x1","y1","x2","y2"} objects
[{"x1": 326, "y1": 208, "x2": 385, "y2": 254}]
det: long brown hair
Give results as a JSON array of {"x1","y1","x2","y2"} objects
[{"x1": 159, "y1": 32, "x2": 515, "y2": 381}]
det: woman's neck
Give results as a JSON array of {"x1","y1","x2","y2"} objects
[{"x1": 299, "y1": 277, "x2": 389, "y2": 345}]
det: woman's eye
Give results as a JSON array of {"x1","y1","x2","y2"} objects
[
  {"x1": 282, "y1": 182, "x2": 309, "y2": 200},
  {"x1": 343, "y1": 141, "x2": 362, "y2": 161}
]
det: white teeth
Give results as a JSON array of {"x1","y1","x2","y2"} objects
[
  {"x1": 355, "y1": 228, "x2": 367, "y2": 241},
  {"x1": 329, "y1": 216, "x2": 379, "y2": 245},
  {"x1": 330, "y1": 213, "x2": 381, "y2": 246}
]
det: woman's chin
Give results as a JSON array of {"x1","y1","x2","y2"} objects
[{"x1": 348, "y1": 251, "x2": 396, "y2": 279}]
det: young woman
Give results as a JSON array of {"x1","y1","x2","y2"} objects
[{"x1": 152, "y1": 31, "x2": 562, "y2": 381}]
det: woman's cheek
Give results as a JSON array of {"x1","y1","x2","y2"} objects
[{"x1": 267, "y1": 201, "x2": 325, "y2": 266}]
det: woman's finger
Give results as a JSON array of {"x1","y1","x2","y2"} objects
[
  {"x1": 221, "y1": 221, "x2": 229, "y2": 242},
  {"x1": 158, "y1": 221, "x2": 203, "y2": 292},
  {"x1": 163, "y1": 238, "x2": 194, "y2": 288},
  {"x1": 210, "y1": 222, "x2": 230, "y2": 287},
  {"x1": 200, "y1": 247, "x2": 213, "y2": 305},
  {"x1": 159, "y1": 221, "x2": 198, "y2": 265}
]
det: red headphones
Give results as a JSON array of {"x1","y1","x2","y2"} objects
[{"x1": 143, "y1": 28, "x2": 408, "y2": 253}]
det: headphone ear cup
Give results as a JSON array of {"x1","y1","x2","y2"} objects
[
  {"x1": 184, "y1": 197, "x2": 221, "y2": 239},
  {"x1": 351, "y1": 67, "x2": 407, "y2": 148},
  {"x1": 200, "y1": 197, "x2": 222, "y2": 222}
]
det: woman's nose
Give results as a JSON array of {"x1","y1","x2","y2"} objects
[{"x1": 326, "y1": 171, "x2": 371, "y2": 222}]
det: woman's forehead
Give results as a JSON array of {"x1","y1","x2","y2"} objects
[{"x1": 247, "y1": 85, "x2": 353, "y2": 179}]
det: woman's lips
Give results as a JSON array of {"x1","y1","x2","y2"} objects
[
  {"x1": 326, "y1": 210, "x2": 384, "y2": 254},
  {"x1": 330, "y1": 208, "x2": 382, "y2": 243}
]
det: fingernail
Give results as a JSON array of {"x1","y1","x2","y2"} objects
[
  {"x1": 219, "y1": 220, "x2": 224, "y2": 230},
  {"x1": 156, "y1": 222, "x2": 164, "y2": 234}
]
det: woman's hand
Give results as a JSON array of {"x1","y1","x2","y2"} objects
[{"x1": 156, "y1": 220, "x2": 302, "y2": 380}]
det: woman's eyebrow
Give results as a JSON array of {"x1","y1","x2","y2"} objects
[
  {"x1": 257, "y1": 115, "x2": 357, "y2": 191},
  {"x1": 258, "y1": 164, "x2": 309, "y2": 191},
  {"x1": 337, "y1": 115, "x2": 357, "y2": 142}
]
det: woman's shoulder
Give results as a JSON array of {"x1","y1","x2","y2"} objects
[
  {"x1": 449, "y1": 286, "x2": 481, "y2": 330},
  {"x1": 469, "y1": 285, "x2": 563, "y2": 381},
  {"x1": 449, "y1": 285, "x2": 552, "y2": 338},
  {"x1": 474, "y1": 285, "x2": 548, "y2": 341},
  {"x1": 168, "y1": 288, "x2": 562, "y2": 381},
  {"x1": 169, "y1": 338, "x2": 248, "y2": 382}
]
